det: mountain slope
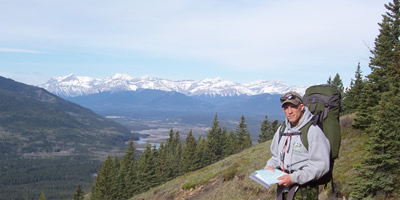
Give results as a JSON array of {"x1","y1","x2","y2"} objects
[
  {"x1": 0, "y1": 76, "x2": 136, "y2": 153},
  {"x1": 129, "y1": 123, "x2": 371, "y2": 200},
  {"x1": 0, "y1": 76, "x2": 138, "y2": 199}
]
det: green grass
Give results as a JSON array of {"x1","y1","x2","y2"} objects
[
  {"x1": 129, "y1": 117, "x2": 381, "y2": 200},
  {"x1": 130, "y1": 140, "x2": 275, "y2": 200}
]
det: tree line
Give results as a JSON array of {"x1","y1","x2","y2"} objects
[
  {"x1": 88, "y1": 113, "x2": 272, "y2": 200},
  {"x1": 338, "y1": 0, "x2": 400, "y2": 199}
]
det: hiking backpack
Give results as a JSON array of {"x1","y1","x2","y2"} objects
[
  {"x1": 303, "y1": 84, "x2": 341, "y2": 160},
  {"x1": 279, "y1": 84, "x2": 341, "y2": 184}
]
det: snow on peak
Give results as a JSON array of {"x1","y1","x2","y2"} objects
[
  {"x1": 55, "y1": 73, "x2": 76, "y2": 82},
  {"x1": 39, "y1": 73, "x2": 308, "y2": 97},
  {"x1": 111, "y1": 73, "x2": 133, "y2": 80}
]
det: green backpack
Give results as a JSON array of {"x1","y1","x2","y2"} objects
[
  {"x1": 279, "y1": 84, "x2": 341, "y2": 185},
  {"x1": 303, "y1": 84, "x2": 341, "y2": 160}
]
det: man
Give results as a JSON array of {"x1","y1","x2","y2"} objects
[{"x1": 265, "y1": 92, "x2": 330, "y2": 200}]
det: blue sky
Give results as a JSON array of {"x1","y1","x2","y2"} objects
[{"x1": 0, "y1": 0, "x2": 388, "y2": 87}]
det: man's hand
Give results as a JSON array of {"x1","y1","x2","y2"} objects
[
  {"x1": 265, "y1": 166, "x2": 275, "y2": 172},
  {"x1": 277, "y1": 174, "x2": 291, "y2": 187}
]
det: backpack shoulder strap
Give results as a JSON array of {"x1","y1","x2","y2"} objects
[
  {"x1": 300, "y1": 121, "x2": 313, "y2": 151},
  {"x1": 278, "y1": 124, "x2": 286, "y2": 144},
  {"x1": 278, "y1": 121, "x2": 313, "y2": 151}
]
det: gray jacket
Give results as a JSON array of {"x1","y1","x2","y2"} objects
[{"x1": 265, "y1": 107, "x2": 330, "y2": 185}]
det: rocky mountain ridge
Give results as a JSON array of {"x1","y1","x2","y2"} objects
[{"x1": 39, "y1": 73, "x2": 307, "y2": 97}]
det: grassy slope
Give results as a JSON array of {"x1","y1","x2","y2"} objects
[{"x1": 129, "y1": 126, "x2": 368, "y2": 200}]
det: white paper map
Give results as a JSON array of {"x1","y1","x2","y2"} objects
[{"x1": 249, "y1": 169, "x2": 287, "y2": 189}]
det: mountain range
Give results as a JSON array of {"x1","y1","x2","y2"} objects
[{"x1": 39, "y1": 73, "x2": 307, "y2": 97}]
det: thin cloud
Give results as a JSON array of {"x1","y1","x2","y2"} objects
[{"x1": 0, "y1": 48, "x2": 44, "y2": 54}]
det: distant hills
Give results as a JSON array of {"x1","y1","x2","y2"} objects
[
  {"x1": 64, "y1": 89, "x2": 285, "y2": 122},
  {"x1": 0, "y1": 76, "x2": 140, "y2": 199},
  {"x1": 39, "y1": 73, "x2": 307, "y2": 97},
  {"x1": 0, "y1": 76, "x2": 138, "y2": 154}
]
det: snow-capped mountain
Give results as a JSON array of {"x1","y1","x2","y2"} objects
[{"x1": 39, "y1": 73, "x2": 307, "y2": 97}]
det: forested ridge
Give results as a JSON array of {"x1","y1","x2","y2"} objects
[{"x1": 0, "y1": 76, "x2": 140, "y2": 200}]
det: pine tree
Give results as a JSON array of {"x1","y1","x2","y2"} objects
[
  {"x1": 223, "y1": 129, "x2": 237, "y2": 156},
  {"x1": 221, "y1": 126, "x2": 231, "y2": 158},
  {"x1": 39, "y1": 192, "x2": 46, "y2": 200},
  {"x1": 120, "y1": 139, "x2": 137, "y2": 197},
  {"x1": 73, "y1": 184, "x2": 84, "y2": 200},
  {"x1": 355, "y1": 0, "x2": 400, "y2": 129},
  {"x1": 328, "y1": 73, "x2": 344, "y2": 112},
  {"x1": 216, "y1": 122, "x2": 227, "y2": 160},
  {"x1": 192, "y1": 136, "x2": 206, "y2": 170},
  {"x1": 174, "y1": 132, "x2": 183, "y2": 176},
  {"x1": 327, "y1": 76, "x2": 332, "y2": 85},
  {"x1": 164, "y1": 129, "x2": 183, "y2": 180},
  {"x1": 137, "y1": 143, "x2": 159, "y2": 193},
  {"x1": 151, "y1": 145, "x2": 161, "y2": 186},
  {"x1": 331, "y1": 73, "x2": 344, "y2": 95},
  {"x1": 352, "y1": 81, "x2": 378, "y2": 129},
  {"x1": 110, "y1": 155, "x2": 124, "y2": 200},
  {"x1": 351, "y1": 88, "x2": 400, "y2": 199},
  {"x1": 258, "y1": 114, "x2": 272, "y2": 143},
  {"x1": 343, "y1": 62, "x2": 364, "y2": 114},
  {"x1": 157, "y1": 142, "x2": 168, "y2": 182},
  {"x1": 270, "y1": 120, "x2": 280, "y2": 136},
  {"x1": 182, "y1": 130, "x2": 197, "y2": 173},
  {"x1": 351, "y1": 1, "x2": 400, "y2": 198},
  {"x1": 206, "y1": 113, "x2": 222, "y2": 164},
  {"x1": 236, "y1": 114, "x2": 252, "y2": 151},
  {"x1": 91, "y1": 155, "x2": 114, "y2": 200}
]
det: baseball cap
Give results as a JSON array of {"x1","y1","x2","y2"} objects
[{"x1": 280, "y1": 92, "x2": 303, "y2": 107}]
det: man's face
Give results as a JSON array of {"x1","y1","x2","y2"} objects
[{"x1": 282, "y1": 103, "x2": 304, "y2": 126}]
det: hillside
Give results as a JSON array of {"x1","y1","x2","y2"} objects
[
  {"x1": 128, "y1": 123, "x2": 371, "y2": 200},
  {"x1": 0, "y1": 76, "x2": 139, "y2": 199}
]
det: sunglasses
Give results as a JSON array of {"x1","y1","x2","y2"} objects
[{"x1": 280, "y1": 94, "x2": 297, "y2": 102}]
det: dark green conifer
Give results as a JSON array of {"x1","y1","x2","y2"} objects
[
  {"x1": 351, "y1": 1, "x2": 400, "y2": 198},
  {"x1": 120, "y1": 139, "x2": 137, "y2": 197},
  {"x1": 73, "y1": 184, "x2": 84, "y2": 200},
  {"x1": 258, "y1": 114, "x2": 272, "y2": 143},
  {"x1": 352, "y1": 82, "x2": 378, "y2": 129},
  {"x1": 351, "y1": 88, "x2": 400, "y2": 199},
  {"x1": 192, "y1": 136, "x2": 207, "y2": 170},
  {"x1": 91, "y1": 155, "x2": 114, "y2": 200},
  {"x1": 327, "y1": 76, "x2": 332, "y2": 85},
  {"x1": 223, "y1": 129, "x2": 237, "y2": 156},
  {"x1": 355, "y1": 0, "x2": 400, "y2": 129},
  {"x1": 137, "y1": 143, "x2": 159, "y2": 192},
  {"x1": 39, "y1": 192, "x2": 46, "y2": 200},
  {"x1": 236, "y1": 114, "x2": 252, "y2": 151},
  {"x1": 164, "y1": 129, "x2": 183, "y2": 180},
  {"x1": 182, "y1": 130, "x2": 197, "y2": 173},
  {"x1": 206, "y1": 113, "x2": 221, "y2": 164},
  {"x1": 157, "y1": 142, "x2": 168, "y2": 182},
  {"x1": 343, "y1": 63, "x2": 364, "y2": 114}
]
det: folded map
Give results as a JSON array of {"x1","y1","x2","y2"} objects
[{"x1": 249, "y1": 169, "x2": 287, "y2": 189}]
